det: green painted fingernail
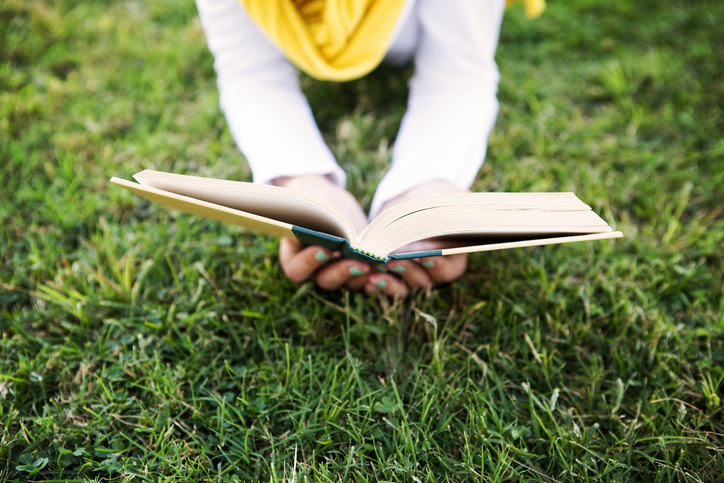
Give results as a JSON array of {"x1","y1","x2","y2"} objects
[
  {"x1": 389, "y1": 265, "x2": 405, "y2": 273},
  {"x1": 315, "y1": 250, "x2": 330, "y2": 261},
  {"x1": 377, "y1": 266, "x2": 389, "y2": 272},
  {"x1": 422, "y1": 261, "x2": 435, "y2": 268},
  {"x1": 373, "y1": 280, "x2": 387, "y2": 288},
  {"x1": 349, "y1": 266, "x2": 365, "y2": 276}
]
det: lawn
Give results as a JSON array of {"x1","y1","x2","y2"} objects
[{"x1": 1, "y1": 0, "x2": 723, "y2": 481}]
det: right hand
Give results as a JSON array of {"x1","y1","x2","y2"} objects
[{"x1": 273, "y1": 175, "x2": 410, "y2": 297}]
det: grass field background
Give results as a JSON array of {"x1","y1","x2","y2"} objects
[{"x1": 2, "y1": 0, "x2": 723, "y2": 481}]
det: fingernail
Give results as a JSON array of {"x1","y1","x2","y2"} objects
[
  {"x1": 377, "y1": 266, "x2": 389, "y2": 272},
  {"x1": 373, "y1": 280, "x2": 387, "y2": 288},
  {"x1": 315, "y1": 250, "x2": 330, "y2": 261},
  {"x1": 422, "y1": 260, "x2": 435, "y2": 268},
  {"x1": 349, "y1": 266, "x2": 366, "y2": 276},
  {"x1": 389, "y1": 265, "x2": 405, "y2": 273}
]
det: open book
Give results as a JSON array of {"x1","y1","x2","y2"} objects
[{"x1": 111, "y1": 170, "x2": 623, "y2": 264}]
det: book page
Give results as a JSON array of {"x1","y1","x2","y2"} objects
[
  {"x1": 111, "y1": 178, "x2": 295, "y2": 239},
  {"x1": 359, "y1": 193, "x2": 613, "y2": 255},
  {"x1": 132, "y1": 170, "x2": 357, "y2": 241},
  {"x1": 437, "y1": 232, "x2": 624, "y2": 255}
]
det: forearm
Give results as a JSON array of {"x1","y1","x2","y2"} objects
[
  {"x1": 219, "y1": 79, "x2": 346, "y2": 187},
  {"x1": 370, "y1": 0, "x2": 505, "y2": 218},
  {"x1": 370, "y1": 80, "x2": 499, "y2": 217},
  {"x1": 195, "y1": 0, "x2": 346, "y2": 187}
]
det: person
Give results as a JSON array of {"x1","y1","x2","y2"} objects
[{"x1": 194, "y1": 0, "x2": 544, "y2": 297}]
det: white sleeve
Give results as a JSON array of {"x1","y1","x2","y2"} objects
[
  {"x1": 369, "y1": 0, "x2": 505, "y2": 219},
  {"x1": 194, "y1": 0, "x2": 346, "y2": 187}
]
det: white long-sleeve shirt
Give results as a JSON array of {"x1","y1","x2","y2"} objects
[{"x1": 195, "y1": 0, "x2": 505, "y2": 219}]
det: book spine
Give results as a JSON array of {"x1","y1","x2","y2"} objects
[{"x1": 291, "y1": 226, "x2": 390, "y2": 264}]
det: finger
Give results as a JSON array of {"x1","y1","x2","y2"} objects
[
  {"x1": 279, "y1": 238, "x2": 337, "y2": 283},
  {"x1": 420, "y1": 254, "x2": 468, "y2": 284},
  {"x1": 364, "y1": 273, "x2": 409, "y2": 298},
  {"x1": 315, "y1": 259, "x2": 370, "y2": 290},
  {"x1": 385, "y1": 260, "x2": 433, "y2": 290},
  {"x1": 345, "y1": 272, "x2": 370, "y2": 291}
]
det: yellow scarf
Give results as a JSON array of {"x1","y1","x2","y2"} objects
[
  {"x1": 508, "y1": 0, "x2": 545, "y2": 18},
  {"x1": 239, "y1": 0, "x2": 545, "y2": 82}
]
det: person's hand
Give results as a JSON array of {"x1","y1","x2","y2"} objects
[
  {"x1": 274, "y1": 175, "x2": 410, "y2": 297},
  {"x1": 374, "y1": 180, "x2": 469, "y2": 291}
]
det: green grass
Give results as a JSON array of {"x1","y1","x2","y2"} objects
[{"x1": 2, "y1": 0, "x2": 723, "y2": 480}]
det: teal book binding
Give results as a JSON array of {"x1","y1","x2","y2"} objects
[
  {"x1": 291, "y1": 226, "x2": 442, "y2": 264},
  {"x1": 388, "y1": 250, "x2": 442, "y2": 261}
]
